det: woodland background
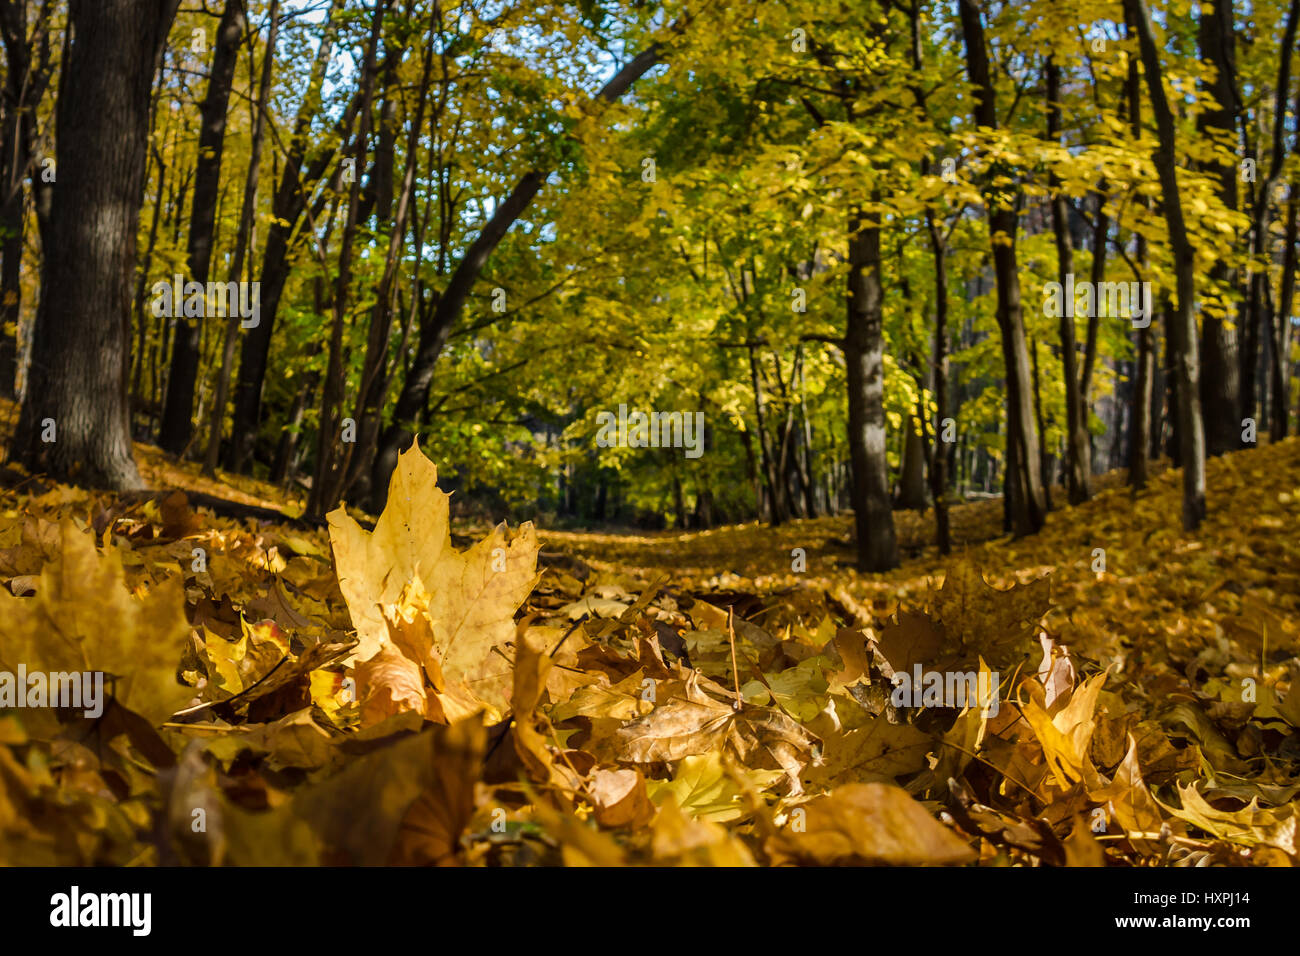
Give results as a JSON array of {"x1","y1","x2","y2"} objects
[
  {"x1": 0, "y1": 0, "x2": 1298, "y2": 869},
  {"x1": 0, "y1": 0, "x2": 1294, "y2": 563}
]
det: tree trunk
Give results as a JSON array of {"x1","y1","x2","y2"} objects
[
  {"x1": 1162, "y1": 323, "x2": 1180, "y2": 465},
  {"x1": 0, "y1": 0, "x2": 54, "y2": 399},
  {"x1": 796, "y1": 347, "x2": 818, "y2": 517},
  {"x1": 1126, "y1": 14, "x2": 1154, "y2": 489},
  {"x1": 226, "y1": 0, "x2": 345, "y2": 472},
  {"x1": 1259, "y1": 1, "x2": 1300, "y2": 441},
  {"x1": 908, "y1": 17, "x2": 953, "y2": 552},
  {"x1": 1002, "y1": 437, "x2": 1016, "y2": 534},
  {"x1": 772, "y1": 349, "x2": 802, "y2": 519},
  {"x1": 10, "y1": 0, "x2": 180, "y2": 489},
  {"x1": 694, "y1": 481, "x2": 714, "y2": 529},
  {"x1": 1080, "y1": 196, "x2": 1109, "y2": 483},
  {"x1": 1130, "y1": 321, "x2": 1155, "y2": 487},
  {"x1": 0, "y1": 103, "x2": 23, "y2": 399},
  {"x1": 272, "y1": 283, "x2": 325, "y2": 484},
  {"x1": 959, "y1": 0, "x2": 1046, "y2": 536},
  {"x1": 158, "y1": 0, "x2": 245, "y2": 455},
  {"x1": 737, "y1": 418, "x2": 765, "y2": 522},
  {"x1": 134, "y1": 144, "x2": 167, "y2": 409},
  {"x1": 1127, "y1": 0, "x2": 1207, "y2": 529},
  {"x1": 307, "y1": 0, "x2": 390, "y2": 518},
  {"x1": 340, "y1": 21, "x2": 432, "y2": 504},
  {"x1": 1046, "y1": 56, "x2": 1091, "y2": 503},
  {"x1": 896, "y1": 410, "x2": 929, "y2": 511},
  {"x1": 1030, "y1": 336, "x2": 1055, "y2": 511},
  {"x1": 1273, "y1": 186, "x2": 1297, "y2": 440},
  {"x1": 925, "y1": 211, "x2": 951, "y2": 554},
  {"x1": 204, "y1": 0, "x2": 279, "y2": 476},
  {"x1": 747, "y1": 345, "x2": 785, "y2": 525},
  {"x1": 1196, "y1": 0, "x2": 1242, "y2": 456},
  {"x1": 845, "y1": 204, "x2": 898, "y2": 571},
  {"x1": 671, "y1": 470, "x2": 687, "y2": 529}
]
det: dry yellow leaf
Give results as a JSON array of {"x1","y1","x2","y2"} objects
[
  {"x1": 328, "y1": 442, "x2": 539, "y2": 715},
  {"x1": 0, "y1": 521, "x2": 191, "y2": 726},
  {"x1": 768, "y1": 782, "x2": 976, "y2": 865}
]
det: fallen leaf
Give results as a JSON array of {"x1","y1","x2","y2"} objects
[{"x1": 769, "y1": 783, "x2": 976, "y2": 865}]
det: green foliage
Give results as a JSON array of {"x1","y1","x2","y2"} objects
[{"x1": 105, "y1": 0, "x2": 1294, "y2": 523}]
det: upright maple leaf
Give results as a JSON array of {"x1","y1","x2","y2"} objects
[{"x1": 327, "y1": 442, "x2": 539, "y2": 717}]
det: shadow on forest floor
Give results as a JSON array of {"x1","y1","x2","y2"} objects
[{"x1": 3, "y1": 395, "x2": 1296, "y2": 670}]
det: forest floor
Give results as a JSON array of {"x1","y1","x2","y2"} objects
[{"x1": 1, "y1": 403, "x2": 1298, "y2": 866}]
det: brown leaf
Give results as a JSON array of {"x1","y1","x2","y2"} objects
[
  {"x1": 769, "y1": 783, "x2": 976, "y2": 866},
  {"x1": 803, "y1": 715, "x2": 932, "y2": 788},
  {"x1": 589, "y1": 767, "x2": 655, "y2": 828},
  {"x1": 355, "y1": 642, "x2": 426, "y2": 726},
  {"x1": 292, "y1": 717, "x2": 486, "y2": 865}
]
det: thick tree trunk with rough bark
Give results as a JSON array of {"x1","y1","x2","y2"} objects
[
  {"x1": 846, "y1": 205, "x2": 898, "y2": 571},
  {"x1": 10, "y1": 0, "x2": 180, "y2": 489}
]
